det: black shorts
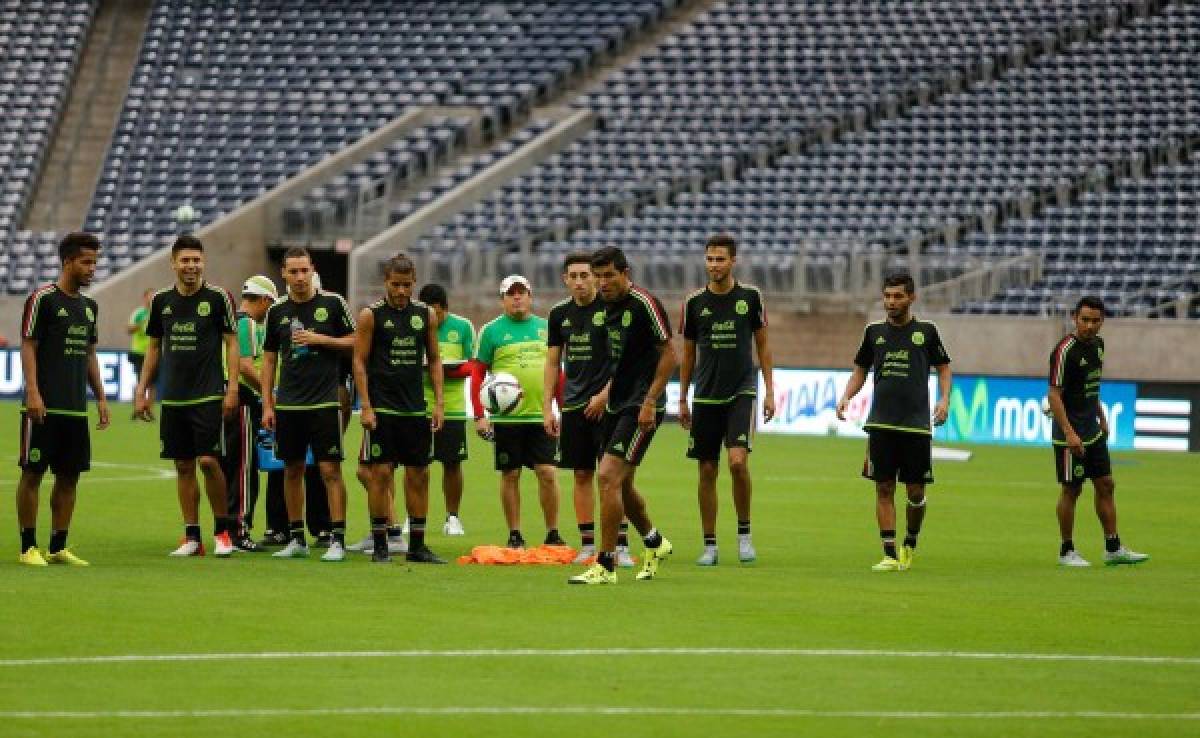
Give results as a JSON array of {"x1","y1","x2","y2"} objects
[
  {"x1": 161, "y1": 401, "x2": 224, "y2": 460},
  {"x1": 687, "y1": 395, "x2": 756, "y2": 462},
  {"x1": 862, "y1": 429, "x2": 933, "y2": 485},
  {"x1": 432, "y1": 419, "x2": 468, "y2": 465},
  {"x1": 360, "y1": 413, "x2": 432, "y2": 467},
  {"x1": 493, "y1": 423, "x2": 557, "y2": 471},
  {"x1": 276, "y1": 407, "x2": 344, "y2": 463},
  {"x1": 1054, "y1": 438, "x2": 1112, "y2": 486},
  {"x1": 129, "y1": 352, "x2": 145, "y2": 377},
  {"x1": 558, "y1": 409, "x2": 606, "y2": 470},
  {"x1": 18, "y1": 412, "x2": 90, "y2": 475},
  {"x1": 601, "y1": 408, "x2": 665, "y2": 467}
]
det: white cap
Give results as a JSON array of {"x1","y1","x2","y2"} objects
[
  {"x1": 499, "y1": 274, "x2": 531, "y2": 295},
  {"x1": 241, "y1": 275, "x2": 278, "y2": 300}
]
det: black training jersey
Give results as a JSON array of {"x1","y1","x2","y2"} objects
[
  {"x1": 366, "y1": 299, "x2": 430, "y2": 416},
  {"x1": 1049, "y1": 334, "x2": 1104, "y2": 445},
  {"x1": 546, "y1": 295, "x2": 610, "y2": 412},
  {"x1": 853, "y1": 317, "x2": 950, "y2": 434},
  {"x1": 146, "y1": 283, "x2": 237, "y2": 405},
  {"x1": 605, "y1": 284, "x2": 672, "y2": 414},
  {"x1": 681, "y1": 282, "x2": 766, "y2": 403},
  {"x1": 264, "y1": 291, "x2": 355, "y2": 410},
  {"x1": 20, "y1": 283, "x2": 98, "y2": 415}
]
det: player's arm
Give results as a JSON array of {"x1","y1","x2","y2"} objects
[
  {"x1": 85, "y1": 344, "x2": 110, "y2": 430},
  {"x1": 19, "y1": 338, "x2": 45, "y2": 422},
  {"x1": 836, "y1": 366, "x2": 868, "y2": 421},
  {"x1": 260, "y1": 349, "x2": 278, "y2": 431},
  {"x1": 1047, "y1": 385, "x2": 1083, "y2": 457},
  {"x1": 134, "y1": 338, "x2": 161, "y2": 419},
  {"x1": 542, "y1": 345, "x2": 562, "y2": 437},
  {"x1": 584, "y1": 378, "x2": 610, "y2": 421},
  {"x1": 425, "y1": 310, "x2": 444, "y2": 433},
  {"x1": 933, "y1": 362, "x2": 951, "y2": 426},
  {"x1": 238, "y1": 356, "x2": 262, "y2": 393},
  {"x1": 351, "y1": 307, "x2": 376, "y2": 431},
  {"x1": 470, "y1": 358, "x2": 493, "y2": 440},
  {"x1": 753, "y1": 326, "x2": 776, "y2": 423},
  {"x1": 639, "y1": 338, "x2": 677, "y2": 432},
  {"x1": 677, "y1": 338, "x2": 696, "y2": 429},
  {"x1": 221, "y1": 332, "x2": 240, "y2": 418}
]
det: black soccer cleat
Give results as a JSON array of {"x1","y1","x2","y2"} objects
[
  {"x1": 233, "y1": 534, "x2": 262, "y2": 552},
  {"x1": 312, "y1": 531, "x2": 333, "y2": 549},
  {"x1": 405, "y1": 545, "x2": 447, "y2": 564},
  {"x1": 506, "y1": 532, "x2": 527, "y2": 550},
  {"x1": 544, "y1": 529, "x2": 567, "y2": 546},
  {"x1": 371, "y1": 548, "x2": 392, "y2": 564},
  {"x1": 257, "y1": 530, "x2": 289, "y2": 547}
]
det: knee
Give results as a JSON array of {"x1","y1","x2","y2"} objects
[
  {"x1": 283, "y1": 463, "x2": 305, "y2": 482},
  {"x1": 573, "y1": 470, "x2": 594, "y2": 487},
  {"x1": 174, "y1": 459, "x2": 197, "y2": 476},
  {"x1": 727, "y1": 456, "x2": 749, "y2": 478},
  {"x1": 1095, "y1": 478, "x2": 1115, "y2": 497},
  {"x1": 906, "y1": 485, "x2": 926, "y2": 505},
  {"x1": 875, "y1": 480, "x2": 896, "y2": 498},
  {"x1": 698, "y1": 461, "x2": 719, "y2": 481},
  {"x1": 319, "y1": 465, "x2": 342, "y2": 486},
  {"x1": 197, "y1": 456, "x2": 222, "y2": 476}
]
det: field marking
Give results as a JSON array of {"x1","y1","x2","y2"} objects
[
  {"x1": 0, "y1": 461, "x2": 174, "y2": 485},
  {"x1": 3, "y1": 647, "x2": 1200, "y2": 668},
  {"x1": 1, "y1": 706, "x2": 1198, "y2": 721}
]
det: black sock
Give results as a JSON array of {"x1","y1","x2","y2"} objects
[
  {"x1": 618, "y1": 522, "x2": 629, "y2": 547},
  {"x1": 903, "y1": 533, "x2": 918, "y2": 549},
  {"x1": 410, "y1": 517, "x2": 426, "y2": 548},
  {"x1": 289, "y1": 520, "x2": 305, "y2": 545},
  {"x1": 371, "y1": 517, "x2": 388, "y2": 552},
  {"x1": 185, "y1": 524, "x2": 202, "y2": 542},
  {"x1": 703, "y1": 533, "x2": 716, "y2": 547},
  {"x1": 388, "y1": 525, "x2": 403, "y2": 539},
  {"x1": 578, "y1": 522, "x2": 595, "y2": 546},
  {"x1": 331, "y1": 521, "x2": 346, "y2": 546},
  {"x1": 48, "y1": 529, "x2": 68, "y2": 554},
  {"x1": 509, "y1": 529, "x2": 524, "y2": 542},
  {"x1": 1105, "y1": 534, "x2": 1121, "y2": 553},
  {"x1": 643, "y1": 527, "x2": 663, "y2": 549},
  {"x1": 737, "y1": 520, "x2": 750, "y2": 536},
  {"x1": 20, "y1": 527, "x2": 36, "y2": 552},
  {"x1": 597, "y1": 550, "x2": 616, "y2": 572},
  {"x1": 1060, "y1": 539, "x2": 1075, "y2": 557},
  {"x1": 881, "y1": 529, "x2": 897, "y2": 559},
  {"x1": 214, "y1": 516, "x2": 233, "y2": 536}
]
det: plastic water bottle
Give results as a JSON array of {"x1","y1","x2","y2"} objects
[{"x1": 291, "y1": 318, "x2": 310, "y2": 359}]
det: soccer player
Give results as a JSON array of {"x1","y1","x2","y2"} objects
[
  {"x1": 134, "y1": 235, "x2": 240, "y2": 557},
  {"x1": 678, "y1": 234, "x2": 775, "y2": 566},
  {"x1": 352, "y1": 254, "x2": 446, "y2": 564},
  {"x1": 1048, "y1": 296, "x2": 1148, "y2": 567},
  {"x1": 471, "y1": 275, "x2": 564, "y2": 549},
  {"x1": 261, "y1": 248, "x2": 356, "y2": 561},
  {"x1": 836, "y1": 273, "x2": 951, "y2": 572},
  {"x1": 16, "y1": 232, "x2": 109, "y2": 566},
  {"x1": 126, "y1": 288, "x2": 155, "y2": 420},
  {"x1": 568, "y1": 247, "x2": 675, "y2": 585},
  {"x1": 543, "y1": 252, "x2": 636, "y2": 566},
  {"x1": 220, "y1": 275, "x2": 278, "y2": 551}
]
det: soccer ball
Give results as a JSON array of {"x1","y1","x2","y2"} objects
[
  {"x1": 480, "y1": 372, "x2": 524, "y2": 415},
  {"x1": 174, "y1": 204, "x2": 197, "y2": 224}
]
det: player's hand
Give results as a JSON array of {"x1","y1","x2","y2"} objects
[
  {"x1": 360, "y1": 406, "x2": 377, "y2": 432},
  {"x1": 762, "y1": 393, "x2": 776, "y2": 424},
  {"x1": 292, "y1": 329, "x2": 319, "y2": 346},
  {"x1": 262, "y1": 407, "x2": 276, "y2": 432},
  {"x1": 583, "y1": 392, "x2": 606, "y2": 421},
  {"x1": 1066, "y1": 432, "x2": 1085, "y2": 458},
  {"x1": 25, "y1": 392, "x2": 46, "y2": 423},
  {"x1": 678, "y1": 401, "x2": 691, "y2": 430},
  {"x1": 475, "y1": 417, "x2": 494, "y2": 442},
  {"x1": 430, "y1": 405, "x2": 444, "y2": 433},
  {"x1": 637, "y1": 401, "x2": 658, "y2": 432},
  {"x1": 933, "y1": 400, "x2": 949, "y2": 427},
  {"x1": 133, "y1": 391, "x2": 152, "y2": 422},
  {"x1": 835, "y1": 397, "x2": 849, "y2": 422},
  {"x1": 543, "y1": 411, "x2": 560, "y2": 438},
  {"x1": 222, "y1": 391, "x2": 238, "y2": 419},
  {"x1": 96, "y1": 401, "x2": 110, "y2": 430}
]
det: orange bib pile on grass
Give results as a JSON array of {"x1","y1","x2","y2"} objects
[{"x1": 457, "y1": 544, "x2": 579, "y2": 565}]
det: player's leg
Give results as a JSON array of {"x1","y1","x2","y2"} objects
[
  {"x1": 696, "y1": 460, "x2": 719, "y2": 564},
  {"x1": 1093, "y1": 457, "x2": 1148, "y2": 565},
  {"x1": 572, "y1": 468, "x2": 596, "y2": 560},
  {"x1": 866, "y1": 430, "x2": 901, "y2": 571},
  {"x1": 1054, "y1": 444, "x2": 1089, "y2": 566},
  {"x1": 44, "y1": 470, "x2": 83, "y2": 564},
  {"x1": 726, "y1": 396, "x2": 756, "y2": 563},
  {"x1": 169, "y1": 458, "x2": 207, "y2": 556},
  {"x1": 399, "y1": 418, "x2": 442, "y2": 563},
  {"x1": 260, "y1": 470, "x2": 289, "y2": 545},
  {"x1": 273, "y1": 454, "x2": 310, "y2": 558},
  {"x1": 442, "y1": 462, "x2": 465, "y2": 532},
  {"x1": 500, "y1": 468, "x2": 522, "y2": 546},
  {"x1": 16, "y1": 467, "x2": 45, "y2": 565},
  {"x1": 613, "y1": 411, "x2": 671, "y2": 581},
  {"x1": 363, "y1": 462, "x2": 393, "y2": 561},
  {"x1": 533, "y1": 463, "x2": 563, "y2": 544},
  {"x1": 197, "y1": 454, "x2": 234, "y2": 556}
]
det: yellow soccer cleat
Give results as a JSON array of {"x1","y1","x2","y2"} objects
[
  {"x1": 635, "y1": 537, "x2": 673, "y2": 581},
  {"x1": 898, "y1": 545, "x2": 915, "y2": 571},
  {"x1": 46, "y1": 549, "x2": 90, "y2": 567},
  {"x1": 568, "y1": 563, "x2": 617, "y2": 585},
  {"x1": 871, "y1": 556, "x2": 902, "y2": 572},
  {"x1": 18, "y1": 547, "x2": 48, "y2": 567}
]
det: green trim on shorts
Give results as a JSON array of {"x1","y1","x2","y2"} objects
[
  {"x1": 692, "y1": 391, "x2": 757, "y2": 405},
  {"x1": 376, "y1": 408, "x2": 427, "y2": 417},
  {"x1": 1052, "y1": 430, "x2": 1104, "y2": 447},
  {"x1": 489, "y1": 416, "x2": 545, "y2": 424},
  {"x1": 21, "y1": 407, "x2": 89, "y2": 417},
  {"x1": 274, "y1": 402, "x2": 341, "y2": 411},
  {"x1": 161, "y1": 396, "x2": 223, "y2": 407},
  {"x1": 863, "y1": 422, "x2": 932, "y2": 435}
]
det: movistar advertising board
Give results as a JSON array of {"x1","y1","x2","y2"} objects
[{"x1": 0, "y1": 349, "x2": 140, "y2": 402}]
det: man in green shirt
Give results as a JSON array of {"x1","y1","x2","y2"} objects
[
  {"x1": 470, "y1": 275, "x2": 564, "y2": 549},
  {"x1": 126, "y1": 288, "x2": 155, "y2": 419}
]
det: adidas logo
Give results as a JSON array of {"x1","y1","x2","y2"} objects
[
  {"x1": 700, "y1": 308, "x2": 712, "y2": 316},
  {"x1": 562, "y1": 318, "x2": 572, "y2": 327},
  {"x1": 612, "y1": 442, "x2": 625, "y2": 453},
  {"x1": 163, "y1": 306, "x2": 173, "y2": 315},
  {"x1": 737, "y1": 434, "x2": 748, "y2": 442},
  {"x1": 503, "y1": 334, "x2": 513, "y2": 341},
  {"x1": 56, "y1": 307, "x2": 68, "y2": 317},
  {"x1": 384, "y1": 319, "x2": 394, "y2": 328},
  {"x1": 328, "y1": 446, "x2": 339, "y2": 455},
  {"x1": 875, "y1": 336, "x2": 886, "y2": 344},
  {"x1": 1079, "y1": 358, "x2": 1088, "y2": 366},
  {"x1": 281, "y1": 316, "x2": 290, "y2": 324}
]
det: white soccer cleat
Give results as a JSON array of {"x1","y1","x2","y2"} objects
[
  {"x1": 213, "y1": 532, "x2": 235, "y2": 558},
  {"x1": 695, "y1": 547, "x2": 719, "y2": 566},
  {"x1": 572, "y1": 545, "x2": 596, "y2": 565},
  {"x1": 401, "y1": 518, "x2": 411, "y2": 535},
  {"x1": 1104, "y1": 547, "x2": 1149, "y2": 566},
  {"x1": 616, "y1": 545, "x2": 636, "y2": 568},
  {"x1": 272, "y1": 540, "x2": 310, "y2": 559},
  {"x1": 443, "y1": 515, "x2": 466, "y2": 536},
  {"x1": 737, "y1": 535, "x2": 757, "y2": 564},
  {"x1": 169, "y1": 539, "x2": 204, "y2": 557},
  {"x1": 346, "y1": 533, "x2": 375, "y2": 553},
  {"x1": 320, "y1": 542, "x2": 346, "y2": 562},
  {"x1": 1058, "y1": 550, "x2": 1091, "y2": 568},
  {"x1": 387, "y1": 536, "x2": 408, "y2": 554}
]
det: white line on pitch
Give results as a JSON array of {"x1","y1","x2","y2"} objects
[
  {"x1": 3, "y1": 647, "x2": 1199, "y2": 668},
  {"x1": 1, "y1": 706, "x2": 1197, "y2": 721}
]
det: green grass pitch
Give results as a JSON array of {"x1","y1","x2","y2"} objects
[{"x1": 0, "y1": 399, "x2": 1197, "y2": 737}]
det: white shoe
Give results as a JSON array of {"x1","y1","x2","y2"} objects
[
  {"x1": 169, "y1": 539, "x2": 204, "y2": 557},
  {"x1": 737, "y1": 535, "x2": 756, "y2": 563},
  {"x1": 616, "y1": 545, "x2": 636, "y2": 568},
  {"x1": 387, "y1": 536, "x2": 408, "y2": 554},
  {"x1": 572, "y1": 545, "x2": 595, "y2": 565},
  {"x1": 443, "y1": 515, "x2": 465, "y2": 536},
  {"x1": 346, "y1": 533, "x2": 374, "y2": 553},
  {"x1": 402, "y1": 518, "x2": 410, "y2": 535},
  {"x1": 696, "y1": 546, "x2": 719, "y2": 566},
  {"x1": 321, "y1": 542, "x2": 346, "y2": 562},
  {"x1": 213, "y1": 532, "x2": 235, "y2": 558},
  {"x1": 1058, "y1": 550, "x2": 1091, "y2": 567},
  {"x1": 272, "y1": 540, "x2": 310, "y2": 559},
  {"x1": 1104, "y1": 546, "x2": 1149, "y2": 566}
]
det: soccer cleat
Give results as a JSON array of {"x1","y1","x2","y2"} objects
[
  {"x1": 1058, "y1": 550, "x2": 1091, "y2": 568},
  {"x1": 405, "y1": 545, "x2": 447, "y2": 564},
  {"x1": 18, "y1": 547, "x2": 48, "y2": 567},
  {"x1": 871, "y1": 556, "x2": 902, "y2": 572},
  {"x1": 257, "y1": 530, "x2": 289, "y2": 547},
  {"x1": 371, "y1": 548, "x2": 392, "y2": 564},
  {"x1": 387, "y1": 535, "x2": 408, "y2": 554},
  {"x1": 233, "y1": 533, "x2": 262, "y2": 552},
  {"x1": 320, "y1": 542, "x2": 346, "y2": 562},
  {"x1": 271, "y1": 540, "x2": 310, "y2": 559},
  {"x1": 46, "y1": 549, "x2": 90, "y2": 566},
  {"x1": 568, "y1": 563, "x2": 617, "y2": 585},
  {"x1": 897, "y1": 544, "x2": 914, "y2": 570},
  {"x1": 213, "y1": 532, "x2": 235, "y2": 558},
  {"x1": 738, "y1": 536, "x2": 757, "y2": 564},
  {"x1": 572, "y1": 545, "x2": 596, "y2": 565},
  {"x1": 634, "y1": 537, "x2": 673, "y2": 581},
  {"x1": 345, "y1": 533, "x2": 376, "y2": 553},
  {"x1": 506, "y1": 532, "x2": 527, "y2": 550},
  {"x1": 696, "y1": 547, "x2": 719, "y2": 566},
  {"x1": 401, "y1": 518, "x2": 411, "y2": 535},
  {"x1": 544, "y1": 530, "x2": 567, "y2": 546},
  {"x1": 616, "y1": 545, "x2": 636, "y2": 568},
  {"x1": 312, "y1": 531, "x2": 333, "y2": 549},
  {"x1": 443, "y1": 515, "x2": 466, "y2": 536},
  {"x1": 1104, "y1": 547, "x2": 1149, "y2": 566},
  {"x1": 169, "y1": 538, "x2": 205, "y2": 557}
]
